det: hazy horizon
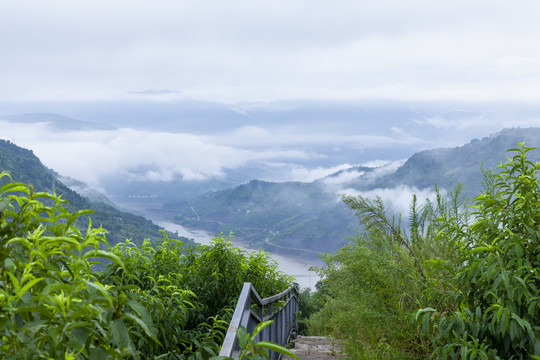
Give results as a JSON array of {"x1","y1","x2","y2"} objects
[{"x1": 2, "y1": 1, "x2": 540, "y2": 197}]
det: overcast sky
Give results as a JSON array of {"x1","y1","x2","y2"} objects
[{"x1": 2, "y1": 0, "x2": 540, "y2": 103}]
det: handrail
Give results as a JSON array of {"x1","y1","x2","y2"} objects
[{"x1": 219, "y1": 283, "x2": 299, "y2": 360}]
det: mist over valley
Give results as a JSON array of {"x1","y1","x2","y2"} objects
[{"x1": 1, "y1": 101, "x2": 539, "y2": 262}]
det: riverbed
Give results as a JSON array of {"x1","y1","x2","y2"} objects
[{"x1": 156, "y1": 221, "x2": 320, "y2": 290}]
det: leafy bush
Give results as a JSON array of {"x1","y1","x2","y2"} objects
[
  {"x1": 296, "y1": 285, "x2": 327, "y2": 335},
  {"x1": 308, "y1": 182, "x2": 467, "y2": 359},
  {"x1": 0, "y1": 171, "x2": 294, "y2": 359},
  {"x1": 416, "y1": 144, "x2": 540, "y2": 359},
  {"x1": 99, "y1": 233, "x2": 293, "y2": 359},
  {"x1": 0, "y1": 171, "x2": 159, "y2": 359}
]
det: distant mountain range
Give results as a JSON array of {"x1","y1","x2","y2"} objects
[
  {"x1": 1, "y1": 113, "x2": 115, "y2": 131},
  {"x1": 164, "y1": 127, "x2": 540, "y2": 257},
  {"x1": 2, "y1": 106, "x2": 539, "y2": 260}
]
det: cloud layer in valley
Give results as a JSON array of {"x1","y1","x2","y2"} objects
[
  {"x1": 340, "y1": 185, "x2": 445, "y2": 218},
  {"x1": 0, "y1": 119, "x2": 387, "y2": 189}
]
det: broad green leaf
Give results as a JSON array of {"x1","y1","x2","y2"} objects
[
  {"x1": 89, "y1": 347, "x2": 109, "y2": 360},
  {"x1": 70, "y1": 327, "x2": 90, "y2": 348},
  {"x1": 22, "y1": 319, "x2": 45, "y2": 334},
  {"x1": 123, "y1": 313, "x2": 161, "y2": 346},
  {"x1": 236, "y1": 326, "x2": 248, "y2": 350},
  {"x1": 0, "y1": 198, "x2": 10, "y2": 212},
  {"x1": 252, "y1": 320, "x2": 273, "y2": 339},
  {"x1": 110, "y1": 319, "x2": 130, "y2": 349}
]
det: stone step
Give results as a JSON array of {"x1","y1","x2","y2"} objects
[{"x1": 283, "y1": 335, "x2": 343, "y2": 360}]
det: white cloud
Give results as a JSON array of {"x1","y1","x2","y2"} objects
[
  {"x1": 0, "y1": 121, "x2": 311, "y2": 188},
  {"x1": 212, "y1": 127, "x2": 422, "y2": 149},
  {"x1": 361, "y1": 160, "x2": 392, "y2": 168},
  {"x1": 320, "y1": 160, "x2": 405, "y2": 192},
  {"x1": 340, "y1": 185, "x2": 445, "y2": 217},
  {"x1": 288, "y1": 164, "x2": 354, "y2": 183},
  {"x1": 322, "y1": 170, "x2": 365, "y2": 185}
]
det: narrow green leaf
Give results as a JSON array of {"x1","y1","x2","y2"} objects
[
  {"x1": 253, "y1": 347, "x2": 270, "y2": 360},
  {"x1": 7, "y1": 272, "x2": 20, "y2": 292},
  {"x1": 85, "y1": 281, "x2": 113, "y2": 308},
  {"x1": 83, "y1": 250, "x2": 124, "y2": 268},
  {"x1": 252, "y1": 320, "x2": 273, "y2": 339},
  {"x1": 255, "y1": 341, "x2": 299, "y2": 360},
  {"x1": 17, "y1": 277, "x2": 43, "y2": 298}
]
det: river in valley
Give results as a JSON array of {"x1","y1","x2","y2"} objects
[{"x1": 155, "y1": 221, "x2": 320, "y2": 290}]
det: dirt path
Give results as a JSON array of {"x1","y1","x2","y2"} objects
[{"x1": 283, "y1": 336, "x2": 344, "y2": 360}]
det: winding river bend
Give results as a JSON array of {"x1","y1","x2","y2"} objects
[{"x1": 156, "y1": 221, "x2": 320, "y2": 290}]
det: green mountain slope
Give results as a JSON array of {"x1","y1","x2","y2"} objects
[
  {"x1": 0, "y1": 139, "x2": 171, "y2": 246},
  {"x1": 370, "y1": 127, "x2": 540, "y2": 196},
  {"x1": 164, "y1": 180, "x2": 357, "y2": 255}
]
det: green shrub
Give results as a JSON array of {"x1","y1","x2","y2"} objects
[
  {"x1": 99, "y1": 232, "x2": 294, "y2": 359},
  {"x1": 0, "y1": 171, "x2": 159, "y2": 359},
  {"x1": 416, "y1": 144, "x2": 540, "y2": 359},
  {"x1": 309, "y1": 182, "x2": 467, "y2": 359},
  {"x1": 0, "y1": 171, "x2": 294, "y2": 359}
]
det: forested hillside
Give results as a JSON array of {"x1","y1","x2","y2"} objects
[
  {"x1": 165, "y1": 180, "x2": 357, "y2": 254},
  {"x1": 368, "y1": 127, "x2": 540, "y2": 195},
  {"x1": 0, "y1": 139, "x2": 169, "y2": 246}
]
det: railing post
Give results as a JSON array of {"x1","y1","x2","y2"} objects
[{"x1": 219, "y1": 283, "x2": 299, "y2": 359}]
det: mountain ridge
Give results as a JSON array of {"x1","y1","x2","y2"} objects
[{"x1": 165, "y1": 127, "x2": 540, "y2": 257}]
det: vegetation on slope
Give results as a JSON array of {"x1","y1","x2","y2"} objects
[
  {"x1": 370, "y1": 127, "x2": 540, "y2": 196},
  {"x1": 307, "y1": 143, "x2": 540, "y2": 359},
  {"x1": 166, "y1": 180, "x2": 357, "y2": 254}
]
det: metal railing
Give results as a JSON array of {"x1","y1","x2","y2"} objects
[{"x1": 219, "y1": 283, "x2": 299, "y2": 360}]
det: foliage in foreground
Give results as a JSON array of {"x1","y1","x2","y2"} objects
[
  {"x1": 0, "y1": 170, "x2": 293, "y2": 359},
  {"x1": 309, "y1": 143, "x2": 540, "y2": 359},
  {"x1": 210, "y1": 321, "x2": 299, "y2": 360},
  {"x1": 309, "y1": 184, "x2": 462, "y2": 359},
  {"x1": 0, "y1": 171, "x2": 151, "y2": 359},
  {"x1": 416, "y1": 144, "x2": 540, "y2": 359},
  {"x1": 99, "y1": 233, "x2": 293, "y2": 358}
]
